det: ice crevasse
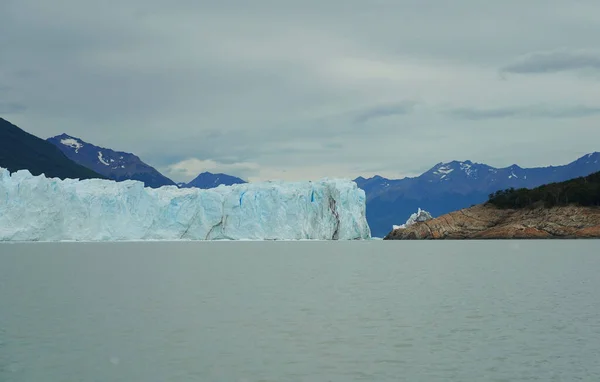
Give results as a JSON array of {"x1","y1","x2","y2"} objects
[{"x1": 0, "y1": 168, "x2": 371, "y2": 241}]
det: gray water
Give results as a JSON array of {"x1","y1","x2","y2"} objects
[{"x1": 1, "y1": 241, "x2": 600, "y2": 382}]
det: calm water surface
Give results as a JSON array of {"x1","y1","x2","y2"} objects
[{"x1": 1, "y1": 241, "x2": 600, "y2": 381}]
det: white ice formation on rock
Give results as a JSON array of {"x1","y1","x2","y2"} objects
[{"x1": 392, "y1": 208, "x2": 433, "y2": 231}]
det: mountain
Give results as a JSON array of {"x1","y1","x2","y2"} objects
[
  {"x1": 356, "y1": 153, "x2": 600, "y2": 237},
  {"x1": 487, "y1": 170, "x2": 600, "y2": 209},
  {"x1": 0, "y1": 118, "x2": 104, "y2": 180},
  {"x1": 183, "y1": 172, "x2": 247, "y2": 189},
  {"x1": 386, "y1": 170, "x2": 600, "y2": 240},
  {"x1": 47, "y1": 134, "x2": 175, "y2": 188}
]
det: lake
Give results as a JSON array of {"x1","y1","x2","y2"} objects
[{"x1": 1, "y1": 241, "x2": 599, "y2": 381}]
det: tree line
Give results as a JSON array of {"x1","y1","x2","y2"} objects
[{"x1": 487, "y1": 171, "x2": 600, "y2": 209}]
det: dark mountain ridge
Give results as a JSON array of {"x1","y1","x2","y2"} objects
[
  {"x1": 0, "y1": 118, "x2": 103, "y2": 180},
  {"x1": 182, "y1": 172, "x2": 246, "y2": 189},
  {"x1": 47, "y1": 133, "x2": 176, "y2": 188}
]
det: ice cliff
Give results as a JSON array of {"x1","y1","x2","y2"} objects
[{"x1": 0, "y1": 168, "x2": 371, "y2": 241}]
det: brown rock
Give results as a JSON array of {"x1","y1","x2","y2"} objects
[{"x1": 384, "y1": 204, "x2": 600, "y2": 240}]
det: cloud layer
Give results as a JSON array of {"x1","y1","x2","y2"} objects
[
  {"x1": 1, "y1": 0, "x2": 600, "y2": 181},
  {"x1": 501, "y1": 50, "x2": 600, "y2": 75},
  {"x1": 449, "y1": 105, "x2": 600, "y2": 120}
]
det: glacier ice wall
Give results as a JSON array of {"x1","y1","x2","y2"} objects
[{"x1": 0, "y1": 168, "x2": 371, "y2": 241}]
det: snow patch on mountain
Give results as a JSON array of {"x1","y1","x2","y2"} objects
[
  {"x1": 433, "y1": 164, "x2": 454, "y2": 180},
  {"x1": 460, "y1": 162, "x2": 477, "y2": 177},
  {"x1": 60, "y1": 138, "x2": 83, "y2": 153},
  {"x1": 97, "y1": 151, "x2": 110, "y2": 166}
]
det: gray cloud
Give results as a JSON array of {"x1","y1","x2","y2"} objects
[
  {"x1": 502, "y1": 50, "x2": 600, "y2": 75},
  {"x1": 2, "y1": 0, "x2": 600, "y2": 181},
  {"x1": 322, "y1": 142, "x2": 343, "y2": 149},
  {"x1": 0, "y1": 102, "x2": 26, "y2": 114},
  {"x1": 449, "y1": 105, "x2": 600, "y2": 120},
  {"x1": 354, "y1": 102, "x2": 416, "y2": 124},
  {"x1": 449, "y1": 107, "x2": 518, "y2": 120}
]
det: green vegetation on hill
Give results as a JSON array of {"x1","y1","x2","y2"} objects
[
  {"x1": 0, "y1": 117, "x2": 104, "y2": 180},
  {"x1": 487, "y1": 171, "x2": 600, "y2": 209}
]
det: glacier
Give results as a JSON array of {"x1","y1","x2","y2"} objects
[
  {"x1": 0, "y1": 168, "x2": 371, "y2": 241},
  {"x1": 392, "y1": 208, "x2": 433, "y2": 231}
]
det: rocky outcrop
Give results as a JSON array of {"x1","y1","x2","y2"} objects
[{"x1": 384, "y1": 204, "x2": 600, "y2": 239}]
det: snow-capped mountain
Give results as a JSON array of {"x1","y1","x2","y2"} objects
[
  {"x1": 47, "y1": 134, "x2": 175, "y2": 188},
  {"x1": 0, "y1": 118, "x2": 103, "y2": 181},
  {"x1": 356, "y1": 152, "x2": 600, "y2": 237},
  {"x1": 182, "y1": 172, "x2": 246, "y2": 189}
]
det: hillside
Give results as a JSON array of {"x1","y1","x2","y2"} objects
[
  {"x1": 0, "y1": 118, "x2": 103, "y2": 180},
  {"x1": 357, "y1": 154, "x2": 600, "y2": 237},
  {"x1": 47, "y1": 134, "x2": 175, "y2": 188},
  {"x1": 487, "y1": 171, "x2": 600, "y2": 208},
  {"x1": 385, "y1": 172, "x2": 600, "y2": 240}
]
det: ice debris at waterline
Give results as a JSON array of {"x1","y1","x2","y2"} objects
[
  {"x1": 0, "y1": 168, "x2": 371, "y2": 241},
  {"x1": 392, "y1": 208, "x2": 433, "y2": 230}
]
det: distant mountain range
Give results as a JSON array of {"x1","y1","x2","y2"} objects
[
  {"x1": 3, "y1": 117, "x2": 599, "y2": 239},
  {"x1": 356, "y1": 153, "x2": 600, "y2": 237},
  {"x1": 0, "y1": 117, "x2": 246, "y2": 189},
  {"x1": 0, "y1": 118, "x2": 104, "y2": 180},
  {"x1": 47, "y1": 133, "x2": 176, "y2": 188},
  {"x1": 46, "y1": 133, "x2": 247, "y2": 189},
  {"x1": 182, "y1": 172, "x2": 246, "y2": 189}
]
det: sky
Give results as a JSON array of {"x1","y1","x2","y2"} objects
[{"x1": 1, "y1": 0, "x2": 600, "y2": 182}]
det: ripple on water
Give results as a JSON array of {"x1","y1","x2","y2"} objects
[{"x1": 1, "y1": 241, "x2": 600, "y2": 381}]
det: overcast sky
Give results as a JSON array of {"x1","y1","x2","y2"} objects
[{"x1": 1, "y1": 0, "x2": 599, "y2": 182}]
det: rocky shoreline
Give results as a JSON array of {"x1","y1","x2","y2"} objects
[{"x1": 384, "y1": 204, "x2": 600, "y2": 240}]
